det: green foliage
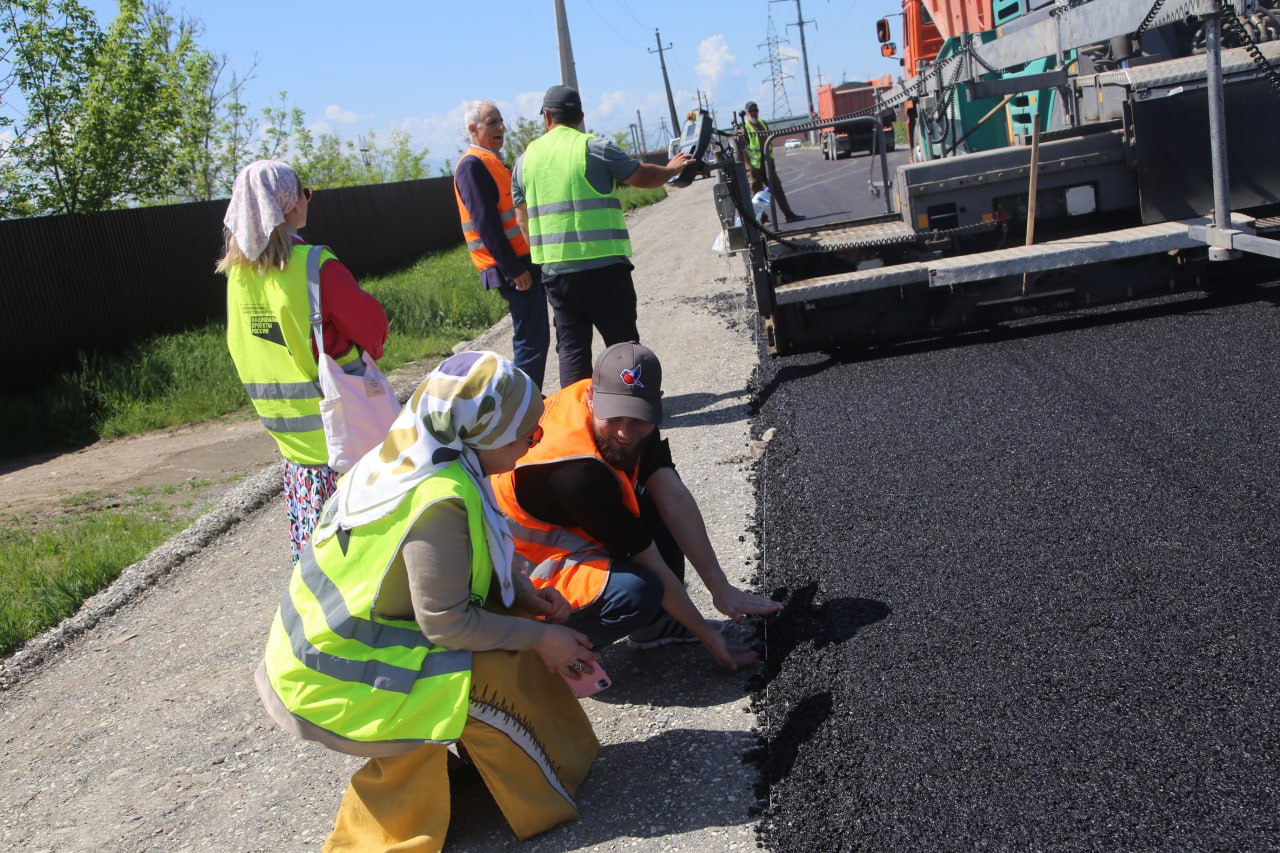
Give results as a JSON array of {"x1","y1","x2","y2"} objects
[
  {"x1": 0, "y1": 508, "x2": 184, "y2": 656},
  {"x1": 0, "y1": 0, "x2": 217, "y2": 215},
  {"x1": 501, "y1": 114, "x2": 545, "y2": 167},
  {"x1": 617, "y1": 183, "x2": 666, "y2": 211}
]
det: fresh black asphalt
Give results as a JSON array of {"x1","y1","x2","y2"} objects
[{"x1": 747, "y1": 286, "x2": 1280, "y2": 850}]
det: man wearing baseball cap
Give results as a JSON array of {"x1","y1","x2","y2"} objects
[
  {"x1": 491, "y1": 342, "x2": 782, "y2": 671},
  {"x1": 741, "y1": 100, "x2": 804, "y2": 223},
  {"x1": 512, "y1": 85, "x2": 694, "y2": 390}
]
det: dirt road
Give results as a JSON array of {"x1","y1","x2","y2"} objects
[{"x1": 0, "y1": 177, "x2": 770, "y2": 851}]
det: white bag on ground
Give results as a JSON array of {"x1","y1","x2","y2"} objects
[{"x1": 306, "y1": 246, "x2": 400, "y2": 473}]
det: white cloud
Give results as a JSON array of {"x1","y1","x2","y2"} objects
[
  {"x1": 323, "y1": 104, "x2": 363, "y2": 124},
  {"x1": 595, "y1": 90, "x2": 627, "y2": 118},
  {"x1": 696, "y1": 35, "x2": 737, "y2": 96}
]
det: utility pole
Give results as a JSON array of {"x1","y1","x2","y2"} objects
[
  {"x1": 629, "y1": 124, "x2": 641, "y2": 156},
  {"x1": 774, "y1": 0, "x2": 817, "y2": 119},
  {"x1": 649, "y1": 29, "x2": 680, "y2": 136},
  {"x1": 554, "y1": 0, "x2": 579, "y2": 91},
  {"x1": 636, "y1": 109, "x2": 648, "y2": 155}
]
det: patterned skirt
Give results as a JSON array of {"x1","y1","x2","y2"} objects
[{"x1": 282, "y1": 459, "x2": 340, "y2": 563}]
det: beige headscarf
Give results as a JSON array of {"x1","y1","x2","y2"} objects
[
  {"x1": 223, "y1": 159, "x2": 300, "y2": 261},
  {"x1": 313, "y1": 351, "x2": 542, "y2": 607}
]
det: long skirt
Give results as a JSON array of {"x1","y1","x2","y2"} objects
[{"x1": 322, "y1": 648, "x2": 599, "y2": 851}]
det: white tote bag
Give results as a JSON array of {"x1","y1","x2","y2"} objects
[{"x1": 306, "y1": 246, "x2": 401, "y2": 473}]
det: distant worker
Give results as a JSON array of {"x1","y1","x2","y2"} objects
[
  {"x1": 454, "y1": 100, "x2": 550, "y2": 389},
  {"x1": 491, "y1": 342, "x2": 784, "y2": 668},
  {"x1": 741, "y1": 100, "x2": 804, "y2": 224},
  {"x1": 513, "y1": 84, "x2": 693, "y2": 389},
  {"x1": 219, "y1": 159, "x2": 389, "y2": 562}
]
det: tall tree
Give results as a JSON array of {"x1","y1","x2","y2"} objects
[{"x1": 0, "y1": 0, "x2": 214, "y2": 215}]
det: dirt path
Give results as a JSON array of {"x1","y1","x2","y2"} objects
[{"x1": 0, "y1": 177, "x2": 771, "y2": 852}]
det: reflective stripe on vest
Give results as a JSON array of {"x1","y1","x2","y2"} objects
[
  {"x1": 225, "y1": 244, "x2": 360, "y2": 465},
  {"x1": 454, "y1": 145, "x2": 530, "y2": 271},
  {"x1": 522, "y1": 125, "x2": 631, "y2": 265},
  {"x1": 490, "y1": 379, "x2": 640, "y2": 609},
  {"x1": 263, "y1": 462, "x2": 492, "y2": 746},
  {"x1": 745, "y1": 118, "x2": 770, "y2": 168}
]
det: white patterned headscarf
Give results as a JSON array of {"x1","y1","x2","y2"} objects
[
  {"x1": 223, "y1": 159, "x2": 300, "y2": 261},
  {"x1": 314, "y1": 351, "x2": 542, "y2": 607}
]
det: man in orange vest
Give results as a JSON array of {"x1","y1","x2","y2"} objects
[
  {"x1": 492, "y1": 342, "x2": 783, "y2": 671},
  {"x1": 454, "y1": 100, "x2": 550, "y2": 388}
]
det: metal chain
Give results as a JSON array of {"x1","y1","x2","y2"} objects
[{"x1": 1220, "y1": 3, "x2": 1280, "y2": 97}]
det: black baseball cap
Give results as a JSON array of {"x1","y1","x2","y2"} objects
[
  {"x1": 542, "y1": 85, "x2": 582, "y2": 113},
  {"x1": 591, "y1": 342, "x2": 663, "y2": 425},
  {"x1": 745, "y1": 101, "x2": 759, "y2": 111}
]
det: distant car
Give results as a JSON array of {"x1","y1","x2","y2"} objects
[{"x1": 783, "y1": 138, "x2": 802, "y2": 150}]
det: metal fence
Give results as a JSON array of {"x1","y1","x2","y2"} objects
[{"x1": 0, "y1": 176, "x2": 463, "y2": 392}]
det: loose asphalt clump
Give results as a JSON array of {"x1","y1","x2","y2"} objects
[{"x1": 747, "y1": 288, "x2": 1280, "y2": 851}]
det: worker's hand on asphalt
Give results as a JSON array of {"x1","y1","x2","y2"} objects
[
  {"x1": 700, "y1": 627, "x2": 760, "y2": 670},
  {"x1": 533, "y1": 624, "x2": 597, "y2": 674},
  {"x1": 511, "y1": 270, "x2": 533, "y2": 291},
  {"x1": 712, "y1": 584, "x2": 784, "y2": 621},
  {"x1": 517, "y1": 585, "x2": 572, "y2": 623}
]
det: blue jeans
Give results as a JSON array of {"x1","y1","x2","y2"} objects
[
  {"x1": 496, "y1": 270, "x2": 550, "y2": 390},
  {"x1": 562, "y1": 483, "x2": 687, "y2": 649}
]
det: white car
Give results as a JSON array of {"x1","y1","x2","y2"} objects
[{"x1": 783, "y1": 138, "x2": 802, "y2": 150}]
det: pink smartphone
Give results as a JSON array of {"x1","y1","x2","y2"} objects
[{"x1": 563, "y1": 662, "x2": 611, "y2": 697}]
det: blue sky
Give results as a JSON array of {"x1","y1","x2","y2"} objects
[{"x1": 79, "y1": 1, "x2": 895, "y2": 170}]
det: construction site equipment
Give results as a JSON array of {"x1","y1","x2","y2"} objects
[{"x1": 708, "y1": 0, "x2": 1280, "y2": 355}]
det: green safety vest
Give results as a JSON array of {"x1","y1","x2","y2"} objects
[
  {"x1": 523, "y1": 125, "x2": 632, "y2": 265},
  {"x1": 225, "y1": 244, "x2": 360, "y2": 466},
  {"x1": 261, "y1": 462, "x2": 493, "y2": 746},
  {"x1": 745, "y1": 118, "x2": 771, "y2": 169}
]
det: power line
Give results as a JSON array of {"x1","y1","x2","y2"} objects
[
  {"x1": 649, "y1": 28, "x2": 681, "y2": 136},
  {"x1": 755, "y1": 16, "x2": 794, "y2": 118},
  {"x1": 774, "y1": 0, "x2": 817, "y2": 118}
]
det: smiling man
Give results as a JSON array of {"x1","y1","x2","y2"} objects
[
  {"x1": 491, "y1": 342, "x2": 782, "y2": 672},
  {"x1": 454, "y1": 100, "x2": 550, "y2": 388}
]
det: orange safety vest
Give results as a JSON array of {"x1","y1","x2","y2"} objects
[
  {"x1": 491, "y1": 379, "x2": 641, "y2": 609},
  {"x1": 453, "y1": 145, "x2": 530, "y2": 272}
]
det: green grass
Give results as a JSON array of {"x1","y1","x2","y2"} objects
[{"x1": 0, "y1": 510, "x2": 186, "y2": 656}]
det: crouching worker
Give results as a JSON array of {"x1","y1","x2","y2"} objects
[
  {"x1": 491, "y1": 342, "x2": 783, "y2": 671},
  {"x1": 255, "y1": 351, "x2": 600, "y2": 850}
]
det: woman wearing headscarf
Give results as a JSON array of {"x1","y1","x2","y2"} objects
[
  {"x1": 219, "y1": 159, "x2": 389, "y2": 562},
  {"x1": 255, "y1": 351, "x2": 601, "y2": 850}
]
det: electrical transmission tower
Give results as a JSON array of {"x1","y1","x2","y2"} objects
[
  {"x1": 653, "y1": 118, "x2": 673, "y2": 152},
  {"x1": 754, "y1": 16, "x2": 794, "y2": 118}
]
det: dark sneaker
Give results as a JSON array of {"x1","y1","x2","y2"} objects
[
  {"x1": 626, "y1": 615, "x2": 720, "y2": 650},
  {"x1": 785, "y1": 213, "x2": 806, "y2": 223}
]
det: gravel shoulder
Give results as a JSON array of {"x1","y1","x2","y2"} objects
[{"x1": 0, "y1": 178, "x2": 769, "y2": 852}]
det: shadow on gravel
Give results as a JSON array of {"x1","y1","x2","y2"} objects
[
  {"x1": 746, "y1": 692, "x2": 834, "y2": 791},
  {"x1": 589, "y1": 641, "x2": 756, "y2": 709},
  {"x1": 662, "y1": 390, "x2": 750, "y2": 428},
  {"x1": 446, "y1": 728, "x2": 758, "y2": 848}
]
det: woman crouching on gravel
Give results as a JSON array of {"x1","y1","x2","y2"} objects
[
  {"x1": 255, "y1": 351, "x2": 600, "y2": 850},
  {"x1": 218, "y1": 159, "x2": 389, "y2": 563}
]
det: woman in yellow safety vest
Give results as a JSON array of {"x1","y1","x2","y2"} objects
[
  {"x1": 256, "y1": 351, "x2": 600, "y2": 849},
  {"x1": 219, "y1": 159, "x2": 389, "y2": 562}
]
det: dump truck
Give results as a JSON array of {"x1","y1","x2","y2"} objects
[
  {"x1": 817, "y1": 80, "x2": 897, "y2": 159},
  {"x1": 705, "y1": 0, "x2": 1280, "y2": 356}
]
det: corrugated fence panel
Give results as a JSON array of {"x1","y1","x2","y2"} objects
[{"x1": 0, "y1": 176, "x2": 463, "y2": 393}]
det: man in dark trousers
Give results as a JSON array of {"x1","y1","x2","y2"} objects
[
  {"x1": 454, "y1": 100, "x2": 550, "y2": 388},
  {"x1": 512, "y1": 85, "x2": 692, "y2": 388},
  {"x1": 741, "y1": 100, "x2": 804, "y2": 223},
  {"x1": 491, "y1": 342, "x2": 783, "y2": 671}
]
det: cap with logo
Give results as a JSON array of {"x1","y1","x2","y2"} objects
[
  {"x1": 591, "y1": 342, "x2": 663, "y2": 425},
  {"x1": 542, "y1": 85, "x2": 583, "y2": 113}
]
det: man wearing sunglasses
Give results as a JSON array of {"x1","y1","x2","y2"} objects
[{"x1": 741, "y1": 100, "x2": 804, "y2": 224}]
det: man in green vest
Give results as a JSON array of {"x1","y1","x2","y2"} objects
[
  {"x1": 513, "y1": 84, "x2": 692, "y2": 389},
  {"x1": 741, "y1": 100, "x2": 804, "y2": 224}
]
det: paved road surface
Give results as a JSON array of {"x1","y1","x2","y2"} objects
[{"x1": 750, "y1": 288, "x2": 1280, "y2": 849}]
